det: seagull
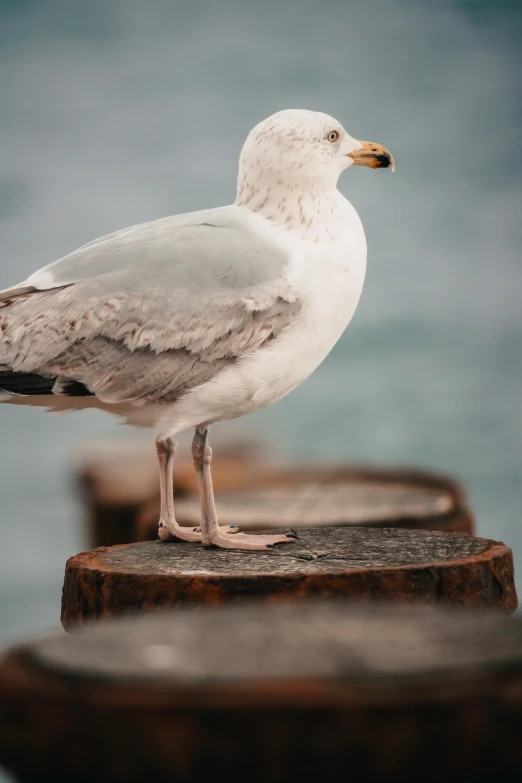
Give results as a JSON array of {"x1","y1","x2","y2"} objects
[{"x1": 0, "y1": 109, "x2": 393, "y2": 551}]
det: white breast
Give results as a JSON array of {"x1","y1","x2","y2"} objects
[
  {"x1": 248, "y1": 201, "x2": 367, "y2": 407},
  {"x1": 157, "y1": 195, "x2": 367, "y2": 439}
]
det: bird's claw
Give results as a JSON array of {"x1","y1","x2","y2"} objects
[
  {"x1": 206, "y1": 530, "x2": 296, "y2": 551},
  {"x1": 159, "y1": 520, "x2": 296, "y2": 550},
  {"x1": 158, "y1": 521, "x2": 203, "y2": 543},
  {"x1": 159, "y1": 522, "x2": 244, "y2": 543}
]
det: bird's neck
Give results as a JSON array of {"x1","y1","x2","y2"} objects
[{"x1": 235, "y1": 178, "x2": 345, "y2": 241}]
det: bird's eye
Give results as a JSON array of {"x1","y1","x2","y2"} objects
[{"x1": 326, "y1": 130, "x2": 340, "y2": 143}]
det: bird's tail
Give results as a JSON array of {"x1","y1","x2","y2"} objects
[{"x1": 0, "y1": 366, "x2": 92, "y2": 398}]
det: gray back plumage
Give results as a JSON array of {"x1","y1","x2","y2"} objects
[
  {"x1": 0, "y1": 206, "x2": 301, "y2": 405},
  {"x1": 28, "y1": 207, "x2": 288, "y2": 291}
]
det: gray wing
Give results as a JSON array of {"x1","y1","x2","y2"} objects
[{"x1": 0, "y1": 206, "x2": 301, "y2": 405}]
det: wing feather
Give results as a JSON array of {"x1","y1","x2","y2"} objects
[{"x1": 0, "y1": 206, "x2": 301, "y2": 405}]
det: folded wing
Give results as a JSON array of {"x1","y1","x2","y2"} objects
[{"x1": 0, "y1": 207, "x2": 301, "y2": 406}]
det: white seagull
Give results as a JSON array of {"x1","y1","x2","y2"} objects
[{"x1": 0, "y1": 109, "x2": 393, "y2": 551}]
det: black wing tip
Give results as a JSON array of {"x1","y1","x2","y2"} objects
[{"x1": 0, "y1": 370, "x2": 93, "y2": 397}]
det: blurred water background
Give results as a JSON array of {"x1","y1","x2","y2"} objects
[{"x1": 0, "y1": 0, "x2": 521, "y2": 651}]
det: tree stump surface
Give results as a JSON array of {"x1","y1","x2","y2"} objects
[
  {"x1": 3, "y1": 602, "x2": 522, "y2": 781},
  {"x1": 136, "y1": 465, "x2": 474, "y2": 541},
  {"x1": 77, "y1": 437, "x2": 474, "y2": 548},
  {"x1": 61, "y1": 528, "x2": 516, "y2": 630},
  {"x1": 171, "y1": 472, "x2": 472, "y2": 532}
]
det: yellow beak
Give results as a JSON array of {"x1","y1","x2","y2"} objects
[{"x1": 348, "y1": 140, "x2": 395, "y2": 172}]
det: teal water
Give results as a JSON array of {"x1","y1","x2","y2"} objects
[{"x1": 0, "y1": 0, "x2": 521, "y2": 654}]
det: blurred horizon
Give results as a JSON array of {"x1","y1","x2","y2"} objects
[{"x1": 0, "y1": 0, "x2": 521, "y2": 649}]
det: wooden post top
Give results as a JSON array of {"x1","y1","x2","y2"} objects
[
  {"x1": 2, "y1": 602, "x2": 522, "y2": 781},
  {"x1": 78, "y1": 439, "x2": 475, "y2": 549},
  {"x1": 136, "y1": 465, "x2": 475, "y2": 540},
  {"x1": 61, "y1": 528, "x2": 517, "y2": 630},
  {"x1": 19, "y1": 602, "x2": 522, "y2": 691}
]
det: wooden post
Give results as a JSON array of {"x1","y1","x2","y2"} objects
[
  {"x1": 61, "y1": 528, "x2": 516, "y2": 630},
  {"x1": 77, "y1": 438, "x2": 474, "y2": 548},
  {"x1": 136, "y1": 465, "x2": 474, "y2": 539},
  {"x1": 2, "y1": 602, "x2": 522, "y2": 782}
]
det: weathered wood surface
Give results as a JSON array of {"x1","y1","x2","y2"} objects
[
  {"x1": 3, "y1": 602, "x2": 522, "y2": 782},
  {"x1": 171, "y1": 473, "x2": 472, "y2": 532},
  {"x1": 61, "y1": 528, "x2": 516, "y2": 630}
]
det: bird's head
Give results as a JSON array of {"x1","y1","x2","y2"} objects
[{"x1": 237, "y1": 109, "x2": 394, "y2": 197}]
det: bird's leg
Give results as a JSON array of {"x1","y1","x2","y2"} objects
[
  {"x1": 191, "y1": 427, "x2": 296, "y2": 551},
  {"x1": 191, "y1": 428, "x2": 239, "y2": 544},
  {"x1": 156, "y1": 437, "x2": 201, "y2": 543}
]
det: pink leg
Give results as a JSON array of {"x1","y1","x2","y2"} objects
[
  {"x1": 156, "y1": 437, "x2": 201, "y2": 543},
  {"x1": 192, "y1": 428, "x2": 296, "y2": 551}
]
